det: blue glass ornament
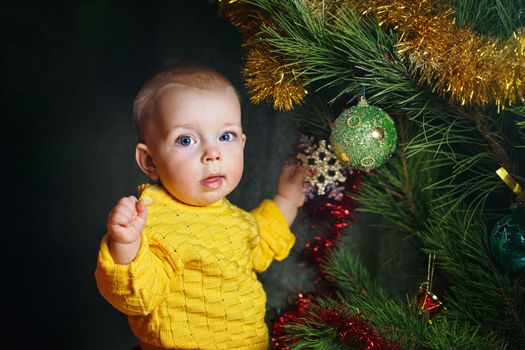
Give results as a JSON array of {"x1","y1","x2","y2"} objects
[{"x1": 489, "y1": 204, "x2": 525, "y2": 273}]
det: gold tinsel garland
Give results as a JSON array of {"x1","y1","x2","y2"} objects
[
  {"x1": 310, "y1": 0, "x2": 525, "y2": 109},
  {"x1": 375, "y1": 0, "x2": 524, "y2": 109},
  {"x1": 244, "y1": 43, "x2": 308, "y2": 111},
  {"x1": 219, "y1": 0, "x2": 524, "y2": 110},
  {"x1": 216, "y1": 0, "x2": 308, "y2": 110},
  {"x1": 215, "y1": 0, "x2": 261, "y2": 38}
]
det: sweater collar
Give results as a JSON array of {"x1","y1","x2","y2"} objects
[{"x1": 137, "y1": 183, "x2": 229, "y2": 213}]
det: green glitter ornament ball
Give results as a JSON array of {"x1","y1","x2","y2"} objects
[
  {"x1": 489, "y1": 203, "x2": 525, "y2": 273},
  {"x1": 330, "y1": 97, "x2": 397, "y2": 170}
]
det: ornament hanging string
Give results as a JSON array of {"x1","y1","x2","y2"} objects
[
  {"x1": 415, "y1": 253, "x2": 446, "y2": 324},
  {"x1": 426, "y1": 252, "x2": 436, "y2": 292}
]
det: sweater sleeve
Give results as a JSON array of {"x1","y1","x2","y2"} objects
[
  {"x1": 94, "y1": 232, "x2": 174, "y2": 316},
  {"x1": 249, "y1": 199, "x2": 296, "y2": 272}
]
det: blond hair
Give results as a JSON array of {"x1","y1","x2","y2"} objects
[{"x1": 133, "y1": 62, "x2": 237, "y2": 143}]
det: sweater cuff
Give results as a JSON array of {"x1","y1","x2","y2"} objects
[
  {"x1": 251, "y1": 199, "x2": 296, "y2": 261},
  {"x1": 95, "y1": 232, "x2": 153, "y2": 294}
]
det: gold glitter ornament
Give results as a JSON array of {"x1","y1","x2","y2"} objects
[
  {"x1": 243, "y1": 43, "x2": 308, "y2": 111},
  {"x1": 330, "y1": 97, "x2": 397, "y2": 170},
  {"x1": 297, "y1": 138, "x2": 347, "y2": 195}
]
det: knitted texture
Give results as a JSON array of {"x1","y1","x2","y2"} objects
[{"x1": 95, "y1": 184, "x2": 295, "y2": 349}]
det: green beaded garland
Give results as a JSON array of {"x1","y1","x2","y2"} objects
[
  {"x1": 489, "y1": 203, "x2": 525, "y2": 273},
  {"x1": 330, "y1": 98, "x2": 397, "y2": 170}
]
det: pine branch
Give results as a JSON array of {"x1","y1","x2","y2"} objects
[
  {"x1": 419, "y1": 205, "x2": 525, "y2": 348},
  {"x1": 453, "y1": 107, "x2": 511, "y2": 170},
  {"x1": 354, "y1": 120, "x2": 435, "y2": 235},
  {"x1": 317, "y1": 250, "x2": 509, "y2": 350},
  {"x1": 249, "y1": 1, "x2": 513, "y2": 220},
  {"x1": 237, "y1": 1, "x2": 525, "y2": 348},
  {"x1": 320, "y1": 249, "x2": 380, "y2": 301},
  {"x1": 398, "y1": 121, "x2": 424, "y2": 228},
  {"x1": 289, "y1": 93, "x2": 335, "y2": 138},
  {"x1": 453, "y1": 0, "x2": 525, "y2": 38},
  {"x1": 422, "y1": 318, "x2": 507, "y2": 350}
]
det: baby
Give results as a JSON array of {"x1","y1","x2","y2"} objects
[{"x1": 95, "y1": 62, "x2": 305, "y2": 350}]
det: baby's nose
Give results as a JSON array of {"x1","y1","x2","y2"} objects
[{"x1": 202, "y1": 148, "x2": 222, "y2": 163}]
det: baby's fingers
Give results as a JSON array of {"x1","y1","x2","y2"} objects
[
  {"x1": 119, "y1": 195, "x2": 139, "y2": 211},
  {"x1": 290, "y1": 164, "x2": 306, "y2": 182},
  {"x1": 109, "y1": 210, "x2": 134, "y2": 227},
  {"x1": 281, "y1": 163, "x2": 305, "y2": 184},
  {"x1": 108, "y1": 196, "x2": 139, "y2": 226},
  {"x1": 281, "y1": 162, "x2": 298, "y2": 176},
  {"x1": 136, "y1": 200, "x2": 147, "y2": 219},
  {"x1": 130, "y1": 200, "x2": 148, "y2": 232}
]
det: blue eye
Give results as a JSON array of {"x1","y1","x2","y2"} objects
[
  {"x1": 176, "y1": 135, "x2": 196, "y2": 146},
  {"x1": 219, "y1": 132, "x2": 234, "y2": 142}
]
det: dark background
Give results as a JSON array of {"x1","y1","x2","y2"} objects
[{"x1": 4, "y1": 1, "x2": 421, "y2": 348}]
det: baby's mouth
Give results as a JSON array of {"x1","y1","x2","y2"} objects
[{"x1": 200, "y1": 174, "x2": 225, "y2": 189}]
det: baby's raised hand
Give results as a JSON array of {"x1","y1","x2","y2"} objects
[
  {"x1": 277, "y1": 163, "x2": 306, "y2": 207},
  {"x1": 107, "y1": 196, "x2": 147, "y2": 245},
  {"x1": 273, "y1": 163, "x2": 306, "y2": 226}
]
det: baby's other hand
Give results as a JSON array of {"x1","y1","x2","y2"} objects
[
  {"x1": 277, "y1": 162, "x2": 306, "y2": 208},
  {"x1": 107, "y1": 196, "x2": 147, "y2": 245}
]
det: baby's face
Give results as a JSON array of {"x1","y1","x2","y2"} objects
[{"x1": 145, "y1": 84, "x2": 245, "y2": 206}]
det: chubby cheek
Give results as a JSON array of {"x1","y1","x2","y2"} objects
[
  {"x1": 227, "y1": 151, "x2": 245, "y2": 187},
  {"x1": 160, "y1": 152, "x2": 198, "y2": 186}
]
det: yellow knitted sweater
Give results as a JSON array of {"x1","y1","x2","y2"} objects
[{"x1": 95, "y1": 184, "x2": 295, "y2": 350}]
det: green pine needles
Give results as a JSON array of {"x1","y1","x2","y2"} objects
[{"x1": 238, "y1": 0, "x2": 525, "y2": 348}]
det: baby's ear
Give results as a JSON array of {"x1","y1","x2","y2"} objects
[
  {"x1": 135, "y1": 143, "x2": 159, "y2": 180},
  {"x1": 241, "y1": 133, "x2": 247, "y2": 148}
]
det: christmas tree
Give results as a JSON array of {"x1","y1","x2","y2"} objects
[{"x1": 215, "y1": 1, "x2": 525, "y2": 349}]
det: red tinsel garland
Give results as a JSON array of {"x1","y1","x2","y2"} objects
[
  {"x1": 270, "y1": 141, "x2": 385, "y2": 349},
  {"x1": 312, "y1": 307, "x2": 400, "y2": 350},
  {"x1": 270, "y1": 167, "x2": 369, "y2": 349},
  {"x1": 271, "y1": 293, "x2": 312, "y2": 350},
  {"x1": 271, "y1": 296, "x2": 399, "y2": 350},
  {"x1": 300, "y1": 172, "x2": 361, "y2": 265}
]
